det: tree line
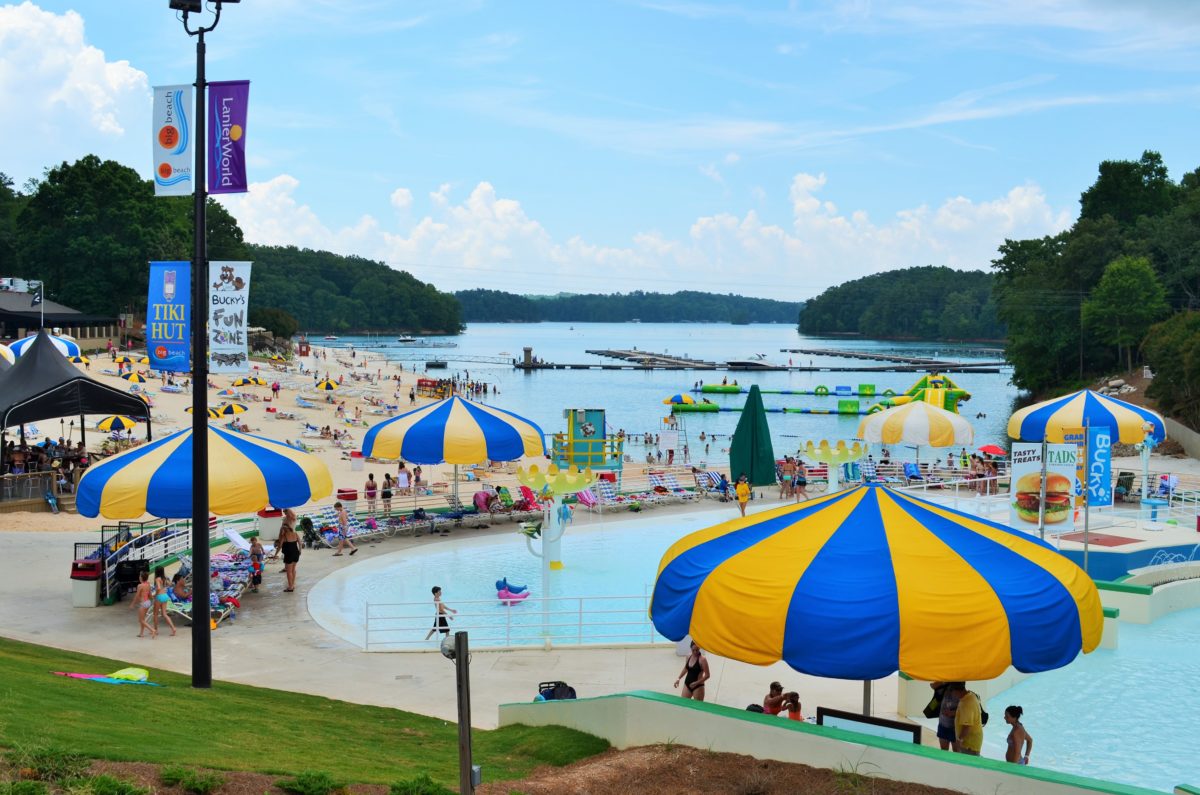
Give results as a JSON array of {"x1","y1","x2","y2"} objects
[
  {"x1": 454, "y1": 289, "x2": 800, "y2": 323},
  {"x1": 0, "y1": 156, "x2": 462, "y2": 336},
  {"x1": 797, "y1": 266, "x2": 1003, "y2": 341},
  {"x1": 992, "y1": 151, "x2": 1200, "y2": 420}
]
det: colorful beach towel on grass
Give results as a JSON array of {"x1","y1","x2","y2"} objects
[{"x1": 52, "y1": 667, "x2": 163, "y2": 686}]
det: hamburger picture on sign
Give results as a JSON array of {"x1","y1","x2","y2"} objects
[{"x1": 1009, "y1": 443, "x2": 1078, "y2": 532}]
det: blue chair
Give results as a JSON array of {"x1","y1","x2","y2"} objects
[{"x1": 903, "y1": 463, "x2": 925, "y2": 484}]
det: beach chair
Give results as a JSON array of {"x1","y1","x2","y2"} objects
[
  {"x1": 647, "y1": 473, "x2": 682, "y2": 502},
  {"x1": 575, "y1": 486, "x2": 599, "y2": 512},
  {"x1": 496, "y1": 485, "x2": 539, "y2": 520},
  {"x1": 805, "y1": 463, "x2": 829, "y2": 492},
  {"x1": 662, "y1": 473, "x2": 699, "y2": 501},
  {"x1": 594, "y1": 479, "x2": 625, "y2": 507},
  {"x1": 223, "y1": 526, "x2": 275, "y2": 557},
  {"x1": 903, "y1": 463, "x2": 925, "y2": 485},
  {"x1": 518, "y1": 484, "x2": 550, "y2": 510},
  {"x1": 295, "y1": 396, "x2": 317, "y2": 409}
]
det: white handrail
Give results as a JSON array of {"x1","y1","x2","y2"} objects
[{"x1": 364, "y1": 593, "x2": 664, "y2": 652}]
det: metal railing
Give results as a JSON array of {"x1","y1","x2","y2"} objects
[{"x1": 364, "y1": 593, "x2": 665, "y2": 652}]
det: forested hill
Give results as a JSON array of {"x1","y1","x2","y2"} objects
[
  {"x1": 454, "y1": 289, "x2": 800, "y2": 323},
  {"x1": 798, "y1": 266, "x2": 1002, "y2": 341},
  {"x1": 0, "y1": 156, "x2": 462, "y2": 335},
  {"x1": 247, "y1": 245, "x2": 461, "y2": 333}
]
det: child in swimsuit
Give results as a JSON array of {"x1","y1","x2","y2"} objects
[
  {"x1": 424, "y1": 586, "x2": 457, "y2": 640},
  {"x1": 1004, "y1": 706, "x2": 1033, "y2": 765},
  {"x1": 131, "y1": 570, "x2": 156, "y2": 638},
  {"x1": 152, "y1": 565, "x2": 176, "y2": 636}
]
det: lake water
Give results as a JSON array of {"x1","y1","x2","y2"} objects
[{"x1": 320, "y1": 323, "x2": 1017, "y2": 457}]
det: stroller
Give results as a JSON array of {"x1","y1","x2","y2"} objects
[{"x1": 299, "y1": 516, "x2": 323, "y2": 548}]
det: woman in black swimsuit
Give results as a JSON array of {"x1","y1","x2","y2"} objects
[
  {"x1": 674, "y1": 641, "x2": 710, "y2": 701},
  {"x1": 279, "y1": 508, "x2": 301, "y2": 592}
]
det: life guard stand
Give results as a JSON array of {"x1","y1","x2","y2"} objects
[{"x1": 551, "y1": 409, "x2": 625, "y2": 483}]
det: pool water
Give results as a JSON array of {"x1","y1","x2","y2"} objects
[
  {"x1": 309, "y1": 508, "x2": 729, "y2": 648},
  {"x1": 979, "y1": 607, "x2": 1200, "y2": 792}
]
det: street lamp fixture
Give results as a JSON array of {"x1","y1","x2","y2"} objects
[{"x1": 168, "y1": 0, "x2": 237, "y2": 690}]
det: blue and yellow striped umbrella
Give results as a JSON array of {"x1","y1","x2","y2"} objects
[
  {"x1": 1007, "y1": 389, "x2": 1164, "y2": 444},
  {"x1": 315, "y1": 379, "x2": 339, "y2": 391},
  {"x1": 218, "y1": 403, "x2": 249, "y2": 416},
  {"x1": 121, "y1": 372, "x2": 148, "y2": 383},
  {"x1": 651, "y1": 484, "x2": 1102, "y2": 681},
  {"x1": 233, "y1": 376, "x2": 267, "y2": 387},
  {"x1": 96, "y1": 415, "x2": 138, "y2": 432},
  {"x1": 361, "y1": 395, "x2": 546, "y2": 464},
  {"x1": 186, "y1": 406, "x2": 222, "y2": 420},
  {"x1": 76, "y1": 426, "x2": 333, "y2": 519},
  {"x1": 10, "y1": 333, "x2": 81, "y2": 358}
]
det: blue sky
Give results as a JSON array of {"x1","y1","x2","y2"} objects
[{"x1": 3, "y1": 1, "x2": 1200, "y2": 299}]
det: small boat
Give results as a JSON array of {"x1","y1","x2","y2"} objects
[
  {"x1": 323, "y1": 335, "x2": 339, "y2": 341},
  {"x1": 426, "y1": 360, "x2": 448, "y2": 369},
  {"x1": 726, "y1": 359, "x2": 787, "y2": 371},
  {"x1": 396, "y1": 334, "x2": 416, "y2": 343}
]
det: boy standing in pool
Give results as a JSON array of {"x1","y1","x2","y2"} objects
[{"x1": 424, "y1": 586, "x2": 457, "y2": 640}]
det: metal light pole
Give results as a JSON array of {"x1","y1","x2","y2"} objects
[
  {"x1": 174, "y1": 0, "x2": 237, "y2": 689},
  {"x1": 454, "y1": 632, "x2": 476, "y2": 794}
]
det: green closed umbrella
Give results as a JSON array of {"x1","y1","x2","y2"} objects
[{"x1": 729, "y1": 384, "x2": 775, "y2": 486}]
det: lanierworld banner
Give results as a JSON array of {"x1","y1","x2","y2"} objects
[
  {"x1": 209, "y1": 261, "x2": 252, "y2": 373},
  {"x1": 152, "y1": 85, "x2": 193, "y2": 197},
  {"x1": 207, "y1": 80, "x2": 250, "y2": 195},
  {"x1": 146, "y1": 261, "x2": 190, "y2": 372}
]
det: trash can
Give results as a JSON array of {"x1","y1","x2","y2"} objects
[
  {"x1": 336, "y1": 488, "x2": 358, "y2": 515},
  {"x1": 70, "y1": 559, "x2": 102, "y2": 608},
  {"x1": 257, "y1": 509, "x2": 283, "y2": 541},
  {"x1": 350, "y1": 451, "x2": 364, "y2": 472}
]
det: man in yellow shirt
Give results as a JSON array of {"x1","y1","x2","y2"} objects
[
  {"x1": 950, "y1": 683, "x2": 984, "y2": 755},
  {"x1": 735, "y1": 474, "x2": 751, "y2": 517}
]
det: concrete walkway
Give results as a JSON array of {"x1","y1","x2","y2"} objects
[{"x1": 0, "y1": 498, "x2": 896, "y2": 729}]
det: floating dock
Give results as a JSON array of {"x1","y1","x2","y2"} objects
[
  {"x1": 672, "y1": 403, "x2": 871, "y2": 415},
  {"x1": 694, "y1": 384, "x2": 898, "y2": 397},
  {"x1": 781, "y1": 347, "x2": 1006, "y2": 369},
  {"x1": 585, "y1": 348, "x2": 719, "y2": 367}
]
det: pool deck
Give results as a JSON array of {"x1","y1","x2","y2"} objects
[
  {"x1": 0, "y1": 498, "x2": 897, "y2": 729},
  {"x1": 6, "y1": 490, "x2": 1194, "y2": 730}
]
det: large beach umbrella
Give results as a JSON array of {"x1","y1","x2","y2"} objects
[
  {"x1": 978, "y1": 444, "x2": 1006, "y2": 457},
  {"x1": 0, "y1": 345, "x2": 13, "y2": 365},
  {"x1": 315, "y1": 379, "x2": 339, "y2": 391},
  {"x1": 233, "y1": 376, "x2": 267, "y2": 387},
  {"x1": 68, "y1": 355, "x2": 90, "y2": 365},
  {"x1": 857, "y1": 401, "x2": 973, "y2": 448},
  {"x1": 663, "y1": 393, "x2": 695, "y2": 405},
  {"x1": 729, "y1": 384, "x2": 775, "y2": 486},
  {"x1": 361, "y1": 395, "x2": 546, "y2": 507},
  {"x1": 76, "y1": 426, "x2": 333, "y2": 519},
  {"x1": 121, "y1": 372, "x2": 148, "y2": 383},
  {"x1": 1007, "y1": 389, "x2": 1164, "y2": 444},
  {"x1": 9, "y1": 334, "x2": 81, "y2": 358},
  {"x1": 96, "y1": 415, "x2": 138, "y2": 432},
  {"x1": 215, "y1": 388, "x2": 238, "y2": 398},
  {"x1": 651, "y1": 484, "x2": 1102, "y2": 692},
  {"x1": 186, "y1": 406, "x2": 222, "y2": 419},
  {"x1": 217, "y1": 403, "x2": 249, "y2": 416},
  {"x1": 113, "y1": 355, "x2": 134, "y2": 364}
]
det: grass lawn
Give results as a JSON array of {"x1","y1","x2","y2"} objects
[{"x1": 0, "y1": 637, "x2": 607, "y2": 788}]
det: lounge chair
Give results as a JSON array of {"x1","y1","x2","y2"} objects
[
  {"x1": 662, "y1": 473, "x2": 699, "y2": 501},
  {"x1": 903, "y1": 463, "x2": 925, "y2": 485},
  {"x1": 295, "y1": 396, "x2": 317, "y2": 409},
  {"x1": 223, "y1": 526, "x2": 275, "y2": 557},
  {"x1": 575, "y1": 487, "x2": 599, "y2": 511},
  {"x1": 647, "y1": 473, "x2": 682, "y2": 502}
]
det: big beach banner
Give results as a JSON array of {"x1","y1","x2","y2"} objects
[
  {"x1": 146, "y1": 261, "x2": 190, "y2": 372},
  {"x1": 207, "y1": 80, "x2": 250, "y2": 195},
  {"x1": 1009, "y1": 442, "x2": 1077, "y2": 533},
  {"x1": 152, "y1": 85, "x2": 194, "y2": 197},
  {"x1": 208, "y1": 261, "x2": 252, "y2": 374}
]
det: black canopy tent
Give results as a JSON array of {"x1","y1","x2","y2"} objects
[{"x1": 0, "y1": 330, "x2": 152, "y2": 463}]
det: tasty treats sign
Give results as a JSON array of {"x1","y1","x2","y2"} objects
[{"x1": 1009, "y1": 442, "x2": 1077, "y2": 532}]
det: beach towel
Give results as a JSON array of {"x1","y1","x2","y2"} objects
[{"x1": 53, "y1": 667, "x2": 162, "y2": 686}]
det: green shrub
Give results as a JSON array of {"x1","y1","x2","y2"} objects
[
  {"x1": 275, "y1": 771, "x2": 346, "y2": 795},
  {"x1": 2, "y1": 782, "x2": 51, "y2": 795},
  {"x1": 388, "y1": 774, "x2": 453, "y2": 795},
  {"x1": 4, "y1": 747, "x2": 89, "y2": 783},
  {"x1": 158, "y1": 766, "x2": 224, "y2": 795},
  {"x1": 86, "y1": 775, "x2": 149, "y2": 795}
]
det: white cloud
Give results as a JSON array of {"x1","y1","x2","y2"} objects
[
  {"x1": 390, "y1": 187, "x2": 413, "y2": 212},
  {"x1": 698, "y1": 163, "x2": 724, "y2": 186},
  {"x1": 0, "y1": 2, "x2": 149, "y2": 181},
  {"x1": 220, "y1": 170, "x2": 1073, "y2": 299}
]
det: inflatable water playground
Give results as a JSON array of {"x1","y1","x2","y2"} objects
[{"x1": 675, "y1": 373, "x2": 970, "y2": 415}]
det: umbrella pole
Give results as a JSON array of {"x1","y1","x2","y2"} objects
[
  {"x1": 1083, "y1": 420, "x2": 1090, "y2": 574},
  {"x1": 1037, "y1": 439, "x2": 1048, "y2": 540},
  {"x1": 862, "y1": 680, "x2": 871, "y2": 716}
]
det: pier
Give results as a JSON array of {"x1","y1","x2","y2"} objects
[
  {"x1": 585, "y1": 348, "x2": 719, "y2": 367},
  {"x1": 780, "y1": 347, "x2": 1007, "y2": 369}
]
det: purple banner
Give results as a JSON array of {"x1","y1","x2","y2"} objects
[{"x1": 207, "y1": 80, "x2": 250, "y2": 195}]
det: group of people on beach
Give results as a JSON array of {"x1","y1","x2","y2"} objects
[{"x1": 131, "y1": 565, "x2": 188, "y2": 638}]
